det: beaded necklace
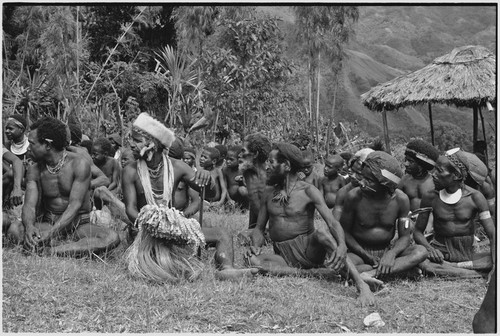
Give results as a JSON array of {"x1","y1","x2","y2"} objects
[{"x1": 46, "y1": 150, "x2": 68, "y2": 175}]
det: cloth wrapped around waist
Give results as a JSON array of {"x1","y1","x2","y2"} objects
[
  {"x1": 273, "y1": 231, "x2": 323, "y2": 269},
  {"x1": 430, "y1": 234, "x2": 474, "y2": 262},
  {"x1": 42, "y1": 210, "x2": 90, "y2": 227}
]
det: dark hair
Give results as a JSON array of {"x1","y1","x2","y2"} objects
[
  {"x1": 406, "y1": 139, "x2": 439, "y2": 171},
  {"x1": 8, "y1": 114, "x2": 27, "y2": 129},
  {"x1": 204, "y1": 147, "x2": 220, "y2": 161},
  {"x1": 274, "y1": 142, "x2": 304, "y2": 174},
  {"x1": 93, "y1": 137, "x2": 113, "y2": 155},
  {"x1": 227, "y1": 145, "x2": 242, "y2": 156},
  {"x1": 30, "y1": 117, "x2": 68, "y2": 151},
  {"x1": 244, "y1": 133, "x2": 271, "y2": 164},
  {"x1": 214, "y1": 144, "x2": 227, "y2": 159},
  {"x1": 340, "y1": 152, "x2": 353, "y2": 162},
  {"x1": 68, "y1": 122, "x2": 83, "y2": 145},
  {"x1": 80, "y1": 140, "x2": 93, "y2": 154}
]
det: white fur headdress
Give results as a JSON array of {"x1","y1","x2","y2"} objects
[{"x1": 133, "y1": 113, "x2": 175, "y2": 148}]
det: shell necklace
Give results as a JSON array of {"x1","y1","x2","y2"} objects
[
  {"x1": 46, "y1": 150, "x2": 68, "y2": 175},
  {"x1": 272, "y1": 175, "x2": 298, "y2": 207},
  {"x1": 148, "y1": 160, "x2": 164, "y2": 179}
]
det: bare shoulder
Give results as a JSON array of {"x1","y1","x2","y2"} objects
[
  {"x1": 394, "y1": 188, "x2": 410, "y2": 202},
  {"x1": 122, "y1": 161, "x2": 138, "y2": 178},
  {"x1": 346, "y1": 186, "x2": 362, "y2": 201},
  {"x1": 68, "y1": 151, "x2": 90, "y2": 170}
]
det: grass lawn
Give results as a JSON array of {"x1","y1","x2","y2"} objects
[{"x1": 2, "y1": 210, "x2": 488, "y2": 333}]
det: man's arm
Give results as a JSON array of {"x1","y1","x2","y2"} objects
[
  {"x1": 377, "y1": 191, "x2": 411, "y2": 276},
  {"x1": 306, "y1": 183, "x2": 347, "y2": 270},
  {"x1": 339, "y1": 189, "x2": 376, "y2": 265},
  {"x1": 249, "y1": 187, "x2": 271, "y2": 249},
  {"x1": 472, "y1": 191, "x2": 496, "y2": 265},
  {"x1": 22, "y1": 164, "x2": 41, "y2": 247},
  {"x1": 212, "y1": 169, "x2": 228, "y2": 207},
  {"x1": 122, "y1": 164, "x2": 139, "y2": 224},
  {"x1": 91, "y1": 164, "x2": 110, "y2": 189},
  {"x1": 3, "y1": 150, "x2": 24, "y2": 206},
  {"x1": 333, "y1": 184, "x2": 349, "y2": 221},
  {"x1": 413, "y1": 192, "x2": 434, "y2": 248},
  {"x1": 183, "y1": 186, "x2": 200, "y2": 218},
  {"x1": 108, "y1": 159, "x2": 120, "y2": 191},
  {"x1": 178, "y1": 160, "x2": 216, "y2": 199},
  {"x1": 44, "y1": 157, "x2": 91, "y2": 239}
]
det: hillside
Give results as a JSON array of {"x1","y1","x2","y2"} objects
[{"x1": 258, "y1": 5, "x2": 496, "y2": 143}]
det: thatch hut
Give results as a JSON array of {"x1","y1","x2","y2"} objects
[{"x1": 360, "y1": 45, "x2": 496, "y2": 155}]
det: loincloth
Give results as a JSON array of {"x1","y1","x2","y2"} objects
[
  {"x1": 273, "y1": 231, "x2": 323, "y2": 269},
  {"x1": 356, "y1": 236, "x2": 396, "y2": 260},
  {"x1": 430, "y1": 234, "x2": 474, "y2": 262},
  {"x1": 42, "y1": 210, "x2": 90, "y2": 229}
]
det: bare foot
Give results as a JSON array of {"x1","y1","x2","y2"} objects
[
  {"x1": 360, "y1": 272, "x2": 385, "y2": 291},
  {"x1": 215, "y1": 267, "x2": 259, "y2": 281},
  {"x1": 357, "y1": 283, "x2": 376, "y2": 307}
]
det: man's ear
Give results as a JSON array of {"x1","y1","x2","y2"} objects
[{"x1": 284, "y1": 160, "x2": 291, "y2": 172}]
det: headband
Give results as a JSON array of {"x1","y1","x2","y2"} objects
[
  {"x1": 445, "y1": 148, "x2": 468, "y2": 179},
  {"x1": 405, "y1": 148, "x2": 436, "y2": 166},
  {"x1": 7, "y1": 117, "x2": 25, "y2": 130}
]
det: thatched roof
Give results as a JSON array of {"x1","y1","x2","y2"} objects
[{"x1": 361, "y1": 45, "x2": 496, "y2": 111}]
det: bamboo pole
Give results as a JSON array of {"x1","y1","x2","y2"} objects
[
  {"x1": 382, "y1": 109, "x2": 391, "y2": 154},
  {"x1": 478, "y1": 106, "x2": 488, "y2": 168},
  {"x1": 473, "y1": 106, "x2": 478, "y2": 147},
  {"x1": 428, "y1": 102, "x2": 435, "y2": 146}
]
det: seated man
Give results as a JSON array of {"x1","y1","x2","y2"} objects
[
  {"x1": 245, "y1": 142, "x2": 377, "y2": 307},
  {"x1": 461, "y1": 151, "x2": 496, "y2": 218},
  {"x1": 333, "y1": 148, "x2": 373, "y2": 221},
  {"x1": 3, "y1": 146, "x2": 24, "y2": 234},
  {"x1": 299, "y1": 149, "x2": 321, "y2": 189},
  {"x1": 398, "y1": 140, "x2": 439, "y2": 236},
  {"x1": 122, "y1": 112, "x2": 257, "y2": 281},
  {"x1": 169, "y1": 137, "x2": 200, "y2": 218},
  {"x1": 239, "y1": 133, "x2": 272, "y2": 229},
  {"x1": 199, "y1": 147, "x2": 228, "y2": 207},
  {"x1": 340, "y1": 151, "x2": 428, "y2": 283},
  {"x1": 12, "y1": 117, "x2": 120, "y2": 256},
  {"x1": 92, "y1": 137, "x2": 120, "y2": 194},
  {"x1": 222, "y1": 145, "x2": 249, "y2": 210},
  {"x1": 319, "y1": 154, "x2": 347, "y2": 209},
  {"x1": 415, "y1": 148, "x2": 495, "y2": 278}
]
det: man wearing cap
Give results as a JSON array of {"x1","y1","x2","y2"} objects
[
  {"x1": 122, "y1": 113, "x2": 257, "y2": 281},
  {"x1": 414, "y1": 148, "x2": 495, "y2": 278},
  {"x1": 462, "y1": 151, "x2": 496, "y2": 218},
  {"x1": 245, "y1": 142, "x2": 377, "y2": 307},
  {"x1": 333, "y1": 147, "x2": 373, "y2": 221},
  {"x1": 340, "y1": 151, "x2": 428, "y2": 283},
  {"x1": 14, "y1": 117, "x2": 120, "y2": 256}
]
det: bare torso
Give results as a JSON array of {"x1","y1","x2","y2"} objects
[
  {"x1": 38, "y1": 152, "x2": 91, "y2": 214},
  {"x1": 265, "y1": 182, "x2": 316, "y2": 242},
  {"x1": 321, "y1": 175, "x2": 346, "y2": 208},
  {"x1": 348, "y1": 188, "x2": 406, "y2": 249},
  {"x1": 399, "y1": 173, "x2": 434, "y2": 210},
  {"x1": 430, "y1": 188, "x2": 478, "y2": 237}
]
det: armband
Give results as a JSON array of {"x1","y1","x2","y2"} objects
[
  {"x1": 487, "y1": 197, "x2": 496, "y2": 206},
  {"x1": 479, "y1": 211, "x2": 491, "y2": 220}
]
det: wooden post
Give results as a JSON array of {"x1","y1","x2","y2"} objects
[
  {"x1": 197, "y1": 185, "x2": 206, "y2": 258},
  {"x1": 478, "y1": 106, "x2": 488, "y2": 168},
  {"x1": 428, "y1": 102, "x2": 435, "y2": 146},
  {"x1": 473, "y1": 106, "x2": 478, "y2": 147},
  {"x1": 382, "y1": 109, "x2": 391, "y2": 154}
]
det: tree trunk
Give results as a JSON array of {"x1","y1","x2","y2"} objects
[
  {"x1": 326, "y1": 79, "x2": 338, "y2": 155},
  {"x1": 315, "y1": 52, "x2": 321, "y2": 156},
  {"x1": 308, "y1": 61, "x2": 314, "y2": 148}
]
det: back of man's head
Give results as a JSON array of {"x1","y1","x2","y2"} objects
[
  {"x1": 245, "y1": 133, "x2": 271, "y2": 164},
  {"x1": 68, "y1": 122, "x2": 83, "y2": 145},
  {"x1": 30, "y1": 117, "x2": 68, "y2": 151}
]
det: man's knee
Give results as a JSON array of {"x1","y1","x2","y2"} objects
[
  {"x1": 6, "y1": 219, "x2": 24, "y2": 244},
  {"x1": 409, "y1": 244, "x2": 429, "y2": 261}
]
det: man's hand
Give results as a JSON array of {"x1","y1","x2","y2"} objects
[
  {"x1": 24, "y1": 224, "x2": 41, "y2": 249},
  {"x1": 376, "y1": 250, "x2": 396, "y2": 277},
  {"x1": 362, "y1": 253, "x2": 380, "y2": 268},
  {"x1": 9, "y1": 188, "x2": 23, "y2": 207},
  {"x1": 325, "y1": 243, "x2": 347, "y2": 271},
  {"x1": 427, "y1": 247, "x2": 445, "y2": 263},
  {"x1": 244, "y1": 245, "x2": 261, "y2": 258},
  {"x1": 192, "y1": 170, "x2": 213, "y2": 187}
]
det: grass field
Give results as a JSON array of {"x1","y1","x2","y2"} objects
[{"x1": 2, "y1": 210, "x2": 488, "y2": 333}]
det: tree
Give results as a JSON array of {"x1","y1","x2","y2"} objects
[{"x1": 292, "y1": 6, "x2": 359, "y2": 155}]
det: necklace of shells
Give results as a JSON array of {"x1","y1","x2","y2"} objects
[{"x1": 46, "y1": 150, "x2": 68, "y2": 175}]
